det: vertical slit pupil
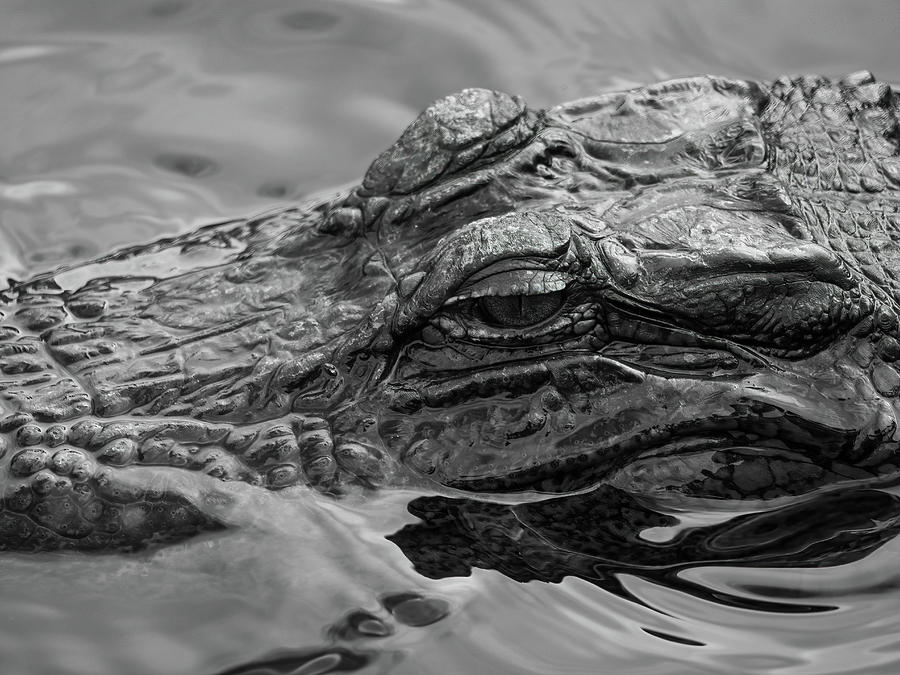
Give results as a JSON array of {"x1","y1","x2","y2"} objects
[{"x1": 479, "y1": 290, "x2": 565, "y2": 327}]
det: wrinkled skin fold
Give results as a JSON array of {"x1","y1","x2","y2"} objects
[{"x1": 2, "y1": 71, "x2": 900, "y2": 552}]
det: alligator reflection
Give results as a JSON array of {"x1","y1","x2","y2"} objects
[{"x1": 388, "y1": 485, "x2": 900, "y2": 613}]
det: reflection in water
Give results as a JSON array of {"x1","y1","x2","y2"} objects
[
  {"x1": 153, "y1": 152, "x2": 221, "y2": 179},
  {"x1": 280, "y1": 9, "x2": 341, "y2": 34},
  {"x1": 389, "y1": 486, "x2": 900, "y2": 613},
  {"x1": 215, "y1": 591, "x2": 452, "y2": 675},
  {"x1": 216, "y1": 647, "x2": 372, "y2": 675}
]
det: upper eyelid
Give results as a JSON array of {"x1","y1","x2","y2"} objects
[{"x1": 446, "y1": 270, "x2": 573, "y2": 304}]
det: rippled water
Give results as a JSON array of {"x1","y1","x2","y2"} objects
[{"x1": 4, "y1": 1, "x2": 900, "y2": 673}]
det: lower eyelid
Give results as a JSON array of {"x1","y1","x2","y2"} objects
[{"x1": 431, "y1": 302, "x2": 579, "y2": 341}]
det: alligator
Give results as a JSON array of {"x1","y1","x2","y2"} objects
[{"x1": 3, "y1": 71, "x2": 900, "y2": 551}]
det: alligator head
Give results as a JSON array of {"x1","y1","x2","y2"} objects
[
  {"x1": 4, "y1": 73, "x2": 900, "y2": 550},
  {"x1": 328, "y1": 73, "x2": 900, "y2": 502}
]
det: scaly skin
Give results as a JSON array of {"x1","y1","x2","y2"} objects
[{"x1": 3, "y1": 71, "x2": 900, "y2": 550}]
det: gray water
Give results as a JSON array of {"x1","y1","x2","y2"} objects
[{"x1": 3, "y1": 1, "x2": 900, "y2": 673}]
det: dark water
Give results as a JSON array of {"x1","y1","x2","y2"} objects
[{"x1": 4, "y1": 1, "x2": 900, "y2": 673}]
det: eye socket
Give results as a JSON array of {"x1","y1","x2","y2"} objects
[{"x1": 478, "y1": 290, "x2": 565, "y2": 328}]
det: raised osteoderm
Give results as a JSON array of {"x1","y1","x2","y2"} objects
[{"x1": 3, "y1": 72, "x2": 900, "y2": 550}]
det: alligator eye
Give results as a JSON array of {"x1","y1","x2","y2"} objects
[{"x1": 478, "y1": 290, "x2": 565, "y2": 327}]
